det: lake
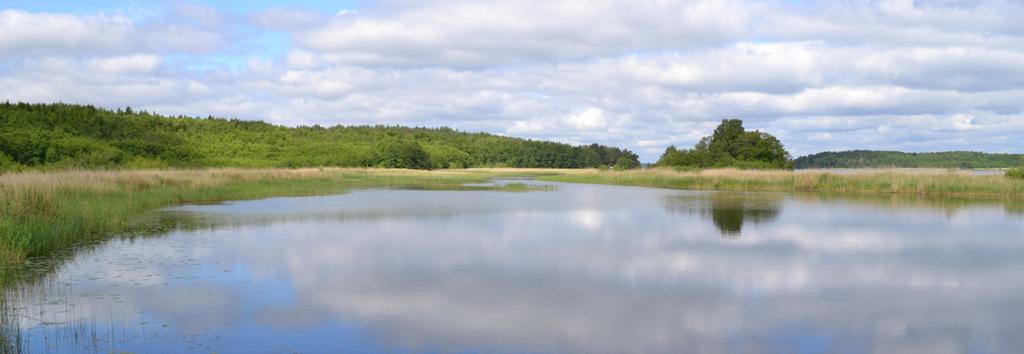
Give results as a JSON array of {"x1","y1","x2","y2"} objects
[{"x1": 4, "y1": 180, "x2": 1024, "y2": 353}]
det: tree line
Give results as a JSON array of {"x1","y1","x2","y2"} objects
[
  {"x1": 0, "y1": 102, "x2": 640, "y2": 171},
  {"x1": 794, "y1": 150, "x2": 1024, "y2": 169}
]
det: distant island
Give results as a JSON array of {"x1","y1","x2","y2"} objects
[
  {"x1": 794, "y1": 150, "x2": 1024, "y2": 169},
  {"x1": 0, "y1": 102, "x2": 640, "y2": 171}
]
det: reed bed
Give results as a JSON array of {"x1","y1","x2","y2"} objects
[
  {"x1": 0, "y1": 168, "x2": 541, "y2": 265},
  {"x1": 539, "y1": 168, "x2": 1024, "y2": 198}
]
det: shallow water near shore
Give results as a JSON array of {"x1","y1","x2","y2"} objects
[{"x1": 3, "y1": 180, "x2": 1024, "y2": 353}]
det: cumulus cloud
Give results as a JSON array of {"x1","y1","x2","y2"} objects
[
  {"x1": 1, "y1": 0, "x2": 1023, "y2": 161},
  {"x1": 0, "y1": 10, "x2": 134, "y2": 56},
  {"x1": 564, "y1": 108, "x2": 608, "y2": 130},
  {"x1": 294, "y1": 0, "x2": 755, "y2": 67},
  {"x1": 0, "y1": 10, "x2": 225, "y2": 57}
]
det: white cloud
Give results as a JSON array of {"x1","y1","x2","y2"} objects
[
  {"x1": 2, "y1": 0, "x2": 1024, "y2": 161},
  {"x1": 88, "y1": 54, "x2": 161, "y2": 74},
  {"x1": 0, "y1": 9, "x2": 224, "y2": 57},
  {"x1": 564, "y1": 107, "x2": 608, "y2": 130},
  {"x1": 507, "y1": 120, "x2": 547, "y2": 134},
  {"x1": 294, "y1": 0, "x2": 754, "y2": 67},
  {"x1": 0, "y1": 10, "x2": 134, "y2": 56},
  {"x1": 807, "y1": 132, "x2": 833, "y2": 142}
]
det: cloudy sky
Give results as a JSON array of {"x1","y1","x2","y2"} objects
[{"x1": 2, "y1": 0, "x2": 1023, "y2": 161}]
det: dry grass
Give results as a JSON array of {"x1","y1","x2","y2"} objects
[
  {"x1": 0, "y1": 167, "x2": 544, "y2": 200},
  {"x1": 539, "y1": 167, "x2": 1024, "y2": 198}
]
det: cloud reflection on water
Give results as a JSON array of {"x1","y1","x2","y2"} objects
[{"x1": 6, "y1": 182, "x2": 1024, "y2": 353}]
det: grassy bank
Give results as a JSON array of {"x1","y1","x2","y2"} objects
[
  {"x1": 0, "y1": 168, "x2": 558, "y2": 266},
  {"x1": 538, "y1": 168, "x2": 1024, "y2": 198}
]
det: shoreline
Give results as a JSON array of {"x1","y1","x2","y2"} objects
[
  {"x1": 536, "y1": 168, "x2": 1024, "y2": 199},
  {"x1": 0, "y1": 168, "x2": 555, "y2": 268},
  {"x1": 2, "y1": 167, "x2": 1022, "y2": 270}
]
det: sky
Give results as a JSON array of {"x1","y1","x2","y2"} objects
[{"x1": 1, "y1": 0, "x2": 1023, "y2": 162}]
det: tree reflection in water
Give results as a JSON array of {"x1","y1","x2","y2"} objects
[{"x1": 664, "y1": 192, "x2": 783, "y2": 237}]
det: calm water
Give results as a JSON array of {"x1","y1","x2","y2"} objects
[{"x1": 4, "y1": 180, "x2": 1024, "y2": 353}]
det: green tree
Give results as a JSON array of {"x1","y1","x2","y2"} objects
[
  {"x1": 376, "y1": 139, "x2": 432, "y2": 169},
  {"x1": 1007, "y1": 168, "x2": 1024, "y2": 180},
  {"x1": 0, "y1": 102, "x2": 642, "y2": 171},
  {"x1": 656, "y1": 119, "x2": 791, "y2": 169},
  {"x1": 708, "y1": 119, "x2": 746, "y2": 159},
  {"x1": 0, "y1": 150, "x2": 16, "y2": 173},
  {"x1": 794, "y1": 150, "x2": 1024, "y2": 169},
  {"x1": 614, "y1": 153, "x2": 641, "y2": 170}
]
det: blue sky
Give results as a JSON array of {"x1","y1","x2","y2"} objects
[
  {"x1": 2, "y1": 0, "x2": 360, "y2": 71},
  {"x1": 2, "y1": 0, "x2": 1023, "y2": 161}
]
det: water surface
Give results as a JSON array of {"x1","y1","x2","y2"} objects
[{"x1": 4, "y1": 180, "x2": 1024, "y2": 353}]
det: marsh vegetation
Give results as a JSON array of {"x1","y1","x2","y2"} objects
[{"x1": 0, "y1": 168, "x2": 558, "y2": 268}]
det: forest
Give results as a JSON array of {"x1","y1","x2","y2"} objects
[
  {"x1": 655, "y1": 119, "x2": 792, "y2": 169},
  {"x1": 794, "y1": 150, "x2": 1024, "y2": 169},
  {"x1": 0, "y1": 102, "x2": 640, "y2": 171}
]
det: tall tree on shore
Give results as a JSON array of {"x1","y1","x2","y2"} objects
[{"x1": 656, "y1": 119, "x2": 792, "y2": 169}]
